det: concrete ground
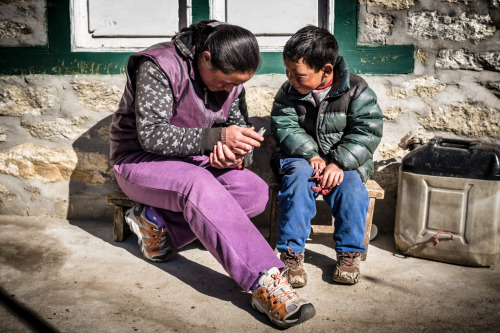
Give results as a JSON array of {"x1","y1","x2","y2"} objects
[{"x1": 0, "y1": 215, "x2": 499, "y2": 333}]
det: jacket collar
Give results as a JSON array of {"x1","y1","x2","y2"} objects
[
  {"x1": 172, "y1": 31, "x2": 194, "y2": 60},
  {"x1": 172, "y1": 32, "x2": 198, "y2": 81},
  {"x1": 286, "y1": 56, "x2": 350, "y2": 101},
  {"x1": 329, "y1": 56, "x2": 350, "y2": 97}
]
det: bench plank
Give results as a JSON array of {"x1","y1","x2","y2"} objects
[{"x1": 106, "y1": 189, "x2": 136, "y2": 242}]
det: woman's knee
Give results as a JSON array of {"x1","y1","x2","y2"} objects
[{"x1": 239, "y1": 173, "x2": 269, "y2": 217}]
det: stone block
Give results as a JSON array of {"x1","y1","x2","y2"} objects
[
  {"x1": 387, "y1": 76, "x2": 446, "y2": 100},
  {"x1": 436, "y1": 49, "x2": 500, "y2": 71},
  {"x1": 71, "y1": 80, "x2": 122, "y2": 112},
  {"x1": 360, "y1": 0, "x2": 414, "y2": 10},
  {"x1": 359, "y1": 13, "x2": 394, "y2": 45},
  {"x1": 0, "y1": 85, "x2": 57, "y2": 116},
  {"x1": 21, "y1": 117, "x2": 88, "y2": 141},
  {"x1": 419, "y1": 103, "x2": 500, "y2": 139},
  {"x1": 0, "y1": 143, "x2": 77, "y2": 183},
  {"x1": 408, "y1": 11, "x2": 496, "y2": 44}
]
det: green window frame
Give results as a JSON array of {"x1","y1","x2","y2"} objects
[{"x1": 0, "y1": 0, "x2": 413, "y2": 75}]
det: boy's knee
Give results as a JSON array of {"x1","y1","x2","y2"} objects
[
  {"x1": 285, "y1": 164, "x2": 314, "y2": 182},
  {"x1": 337, "y1": 172, "x2": 368, "y2": 199}
]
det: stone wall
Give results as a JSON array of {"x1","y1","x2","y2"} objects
[
  {"x1": 0, "y1": 0, "x2": 499, "y2": 232},
  {"x1": 357, "y1": 0, "x2": 499, "y2": 231}
]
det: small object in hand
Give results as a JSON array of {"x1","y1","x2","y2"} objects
[
  {"x1": 257, "y1": 127, "x2": 266, "y2": 136},
  {"x1": 309, "y1": 169, "x2": 332, "y2": 196}
]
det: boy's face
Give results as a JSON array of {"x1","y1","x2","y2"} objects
[{"x1": 284, "y1": 58, "x2": 331, "y2": 95}]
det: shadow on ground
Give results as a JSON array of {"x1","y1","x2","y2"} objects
[{"x1": 68, "y1": 218, "x2": 274, "y2": 328}]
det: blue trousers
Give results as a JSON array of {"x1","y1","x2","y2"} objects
[{"x1": 277, "y1": 158, "x2": 369, "y2": 254}]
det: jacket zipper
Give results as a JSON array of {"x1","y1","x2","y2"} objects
[{"x1": 315, "y1": 100, "x2": 328, "y2": 155}]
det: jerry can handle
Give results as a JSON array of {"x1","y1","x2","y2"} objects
[{"x1": 430, "y1": 137, "x2": 480, "y2": 149}]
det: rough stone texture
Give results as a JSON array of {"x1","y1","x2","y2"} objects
[
  {"x1": 245, "y1": 86, "x2": 278, "y2": 118},
  {"x1": 0, "y1": 0, "x2": 499, "y2": 229},
  {"x1": 0, "y1": 19, "x2": 31, "y2": 39},
  {"x1": 441, "y1": 0, "x2": 477, "y2": 3},
  {"x1": 359, "y1": 13, "x2": 394, "y2": 45},
  {"x1": 382, "y1": 106, "x2": 405, "y2": 120},
  {"x1": 21, "y1": 117, "x2": 89, "y2": 141},
  {"x1": 359, "y1": 0, "x2": 414, "y2": 10},
  {"x1": 0, "y1": 183, "x2": 16, "y2": 208},
  {"x1": 372, "y1": 162, "x2": 401, "y2": 193},
  {"x1": 480, "y1": 81, "x2": 500, "y2": 97},
  {"x1": 71, "y1": 150, "x2": 114, "y2": 185},
  {"x1": 24, "y1": 184, "x2": 41, "y2": 200},
  {"x1": 387, "y1": 76, "x2": 446, "y2": 100},
  {"x1": 0, "y1": 0, "x2": 47, "y2": 47},
  {"x1": 419, "y1": 103, "x2": 500, "y2": 139},
  {"x1": 408, "y1": 12, "x2": 496, "y2": 44},
  {"x1": 71, "y1": 80, "x2": 122, "y2": 112},
  {"x1": 0, "y1": 85, "x2": 57, "y2": 116},
  {"x1": 96, "y1": 123, "x2": 112, "y2": 143},
  {"x1": 0, "y1": 127, "x2": 6, "y2": 142},
  {"x1": 436, "y1": 49, "x2": 500, "y2": 71},
  {"x1": 416, "y1": 49, "x2": 427, "y2": 65},
  {"x1": 378, "y1": 142, "x2": 408, "y2": 160},
  {"x1": 0, "y1": 144, "x2": 77, "y2": 183}
]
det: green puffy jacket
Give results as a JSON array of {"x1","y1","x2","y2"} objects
[{"x1": 270, "y1": 57, "x2": 383, "y2": 182}]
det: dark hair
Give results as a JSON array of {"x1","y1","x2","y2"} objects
[
  {"x1": 177, "y1": 20, "x2": 260, "y2": 74},
  {"x1": 283, "y1": 25, "x2": 339, "y2": 72}
]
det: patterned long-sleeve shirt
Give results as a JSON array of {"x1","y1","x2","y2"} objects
[{"x1": 135, "y1": 60, "x2": 250, "y2": 157}]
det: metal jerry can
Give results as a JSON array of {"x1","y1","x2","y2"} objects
[{"x1": 395, "y1": 138, "x2": 500, "y2": 266}]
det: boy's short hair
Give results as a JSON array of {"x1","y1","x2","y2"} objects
[{"x1": 283, "y1": 25, "x2": 339, "y2": 72}]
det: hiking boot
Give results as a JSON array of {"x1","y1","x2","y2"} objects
[
  {"x1": 280, "y1": 249, "x2": 307, "y2": 288},
  {"x1": 251, "y1": 267, "x2": 315, "y2": 328},
  {"x1": 125, "y1": 204, "x2": 175, "y2": 262},
  {"x1": 332, "y1": 251, "x2": 361, "y2": 285}
]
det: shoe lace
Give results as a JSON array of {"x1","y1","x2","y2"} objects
[
  {"x1": 151, "y1": 228, "x2": 168, "y2": 247},
  {"x1": 338, "y1": 252, "x2": 361, "y2": 267},
  {"x1": 266, "y1": 273, "x2": 297, "y2": 305},
  {"x1": 283, "y1": 248, "x2": 303, "y2": 269}
]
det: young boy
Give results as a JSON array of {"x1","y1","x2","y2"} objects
[{"x1": 271, "y1": 26, "x2": 383, "y2": 287}]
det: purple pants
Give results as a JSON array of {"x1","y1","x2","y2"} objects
[{"x1": 113, "y1": 151, "x2": 284, "y2": 292}]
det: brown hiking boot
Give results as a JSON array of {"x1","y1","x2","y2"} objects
[
  {"x1": 280, "y1": 249, "x2": 307, "y2": 288},
  {"x1": 333, "y1": 251, "x2": 361, "y2": 285},
  {"x1": 125, "y1": 204, "x2": 176, "y2": 262}
]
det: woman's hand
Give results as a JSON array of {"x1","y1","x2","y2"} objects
[
  {"x1": 225, "y1": 125, "x2": 263, "y2": 156},
  {"x1": 209, "y1": 141, "x2": 243, "y2": 169},
  {"x1": 309, "y1": 155, "x2": 327, "y2": 171},
  {"x1": 321, "y1": 162, "x2": 344, "y2": 189}
]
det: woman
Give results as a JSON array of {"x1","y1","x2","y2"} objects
[{"x1": 109, "y1": 21, "x2": 315, "y2": 328}]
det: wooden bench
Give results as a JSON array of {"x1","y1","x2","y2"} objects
[
  {"x1": 268, "y1": 177, "x2": 384, "y2": 261},
  {"x1": 106, "y1": 189, "x2": 136, "y2": 242}
]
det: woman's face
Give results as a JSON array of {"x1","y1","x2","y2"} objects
[{"x1": 198, "y1": 51, "x2": 254, "y2": 92}]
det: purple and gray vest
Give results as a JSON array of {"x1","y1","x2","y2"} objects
[{"x1": 109, "y1": 40, "x2": 243, "y2": 164}]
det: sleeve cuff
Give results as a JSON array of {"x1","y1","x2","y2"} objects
[{"x1": 201, "y1": 128, "x2": 222, "y2": 154}]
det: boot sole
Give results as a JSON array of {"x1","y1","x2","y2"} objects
[{"x1": 251, "y1": 301, "x2": 316, "y2": 328}]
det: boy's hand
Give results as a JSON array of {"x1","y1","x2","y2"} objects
[
  {"x1": 309, "y1": 155, "x2": 327, "y2": 170},
  {"x1": 209, "y1": 142, "x2": 243, "y2": 169},
  {"x1": 321, "y1": 162, "x2": 344, "y2": 189},
  {"x1": 225, "y1": 125, "x2": 263, "y2": 156}
]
